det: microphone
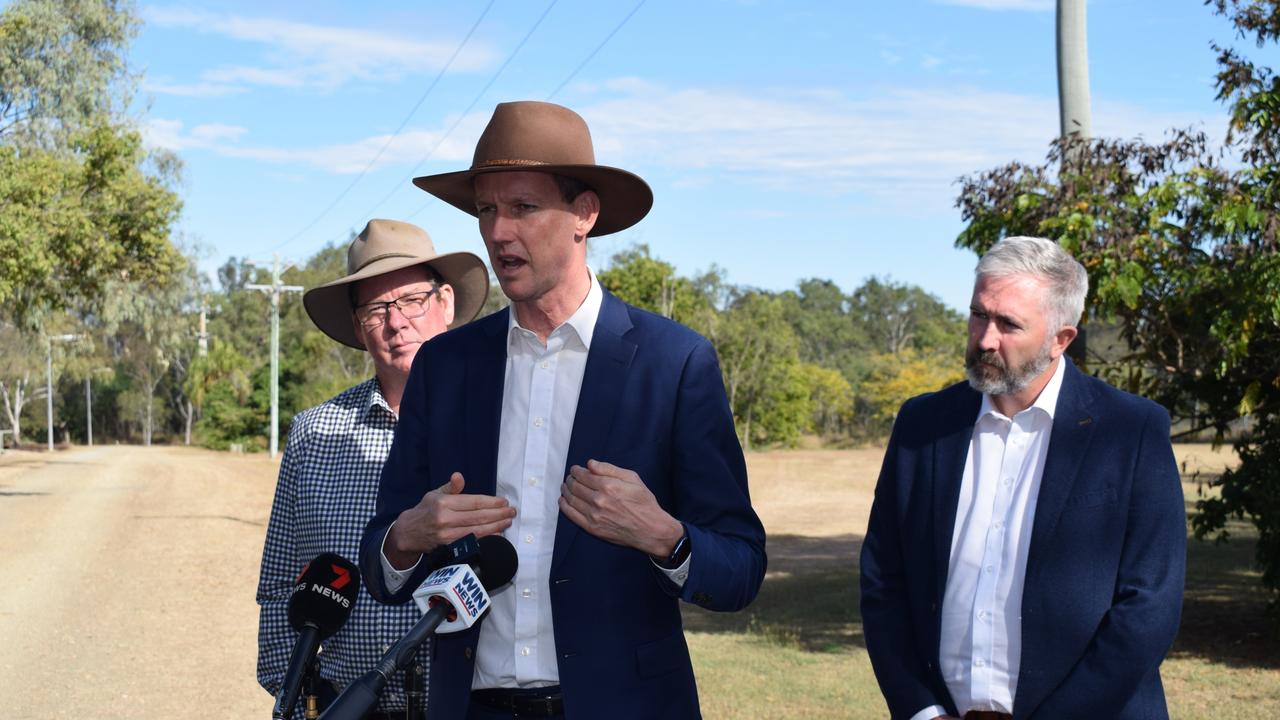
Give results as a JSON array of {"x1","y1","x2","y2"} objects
[
  {"x1": 273, "y1": 554, "x2": 361, "y2": 720},
  {"x1": 319, "y1": 535, "x2": 518, "y2": 720}
]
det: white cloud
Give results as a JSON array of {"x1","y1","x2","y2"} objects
[
  {"x1": 931, "y1": 0, "x2": 1054, "y2": 10},
  {"x1": 142, "y1": 80, "x2": 245, "y2": 98},
  {"x1": 142, "y1": 5, "x2": 495, "y2": 93},
  {"x1": 143, "y1": 119, "x2": 248, "y2": 151},
  {"x1": 571, "y1": 82, "x2": 1224, "y2": 206},
  {"x1": 141, "y1": 116, "x2": 483, "y2": 174},
  {"x1": 144, "y1": 82, "x2": 1224, "y2": 214}
]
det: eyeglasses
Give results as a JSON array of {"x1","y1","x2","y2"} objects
[{"x1": 353, "y1": 287, "x2": 439, "y2": 329}]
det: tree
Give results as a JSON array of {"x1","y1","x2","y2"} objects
[
  {"x1": 954, "y1": 0, "x2": 1280, "y2": 620},
  {"x1": 0, "y1": 322, "x2": 44, "y2": 444},
  {"x1": 0, "y1": 0, "x2": 183, "y2": 328},
  {"x1": 598, "y1": 245, "x2": 713, "y2": 329},
  {"x1": 796, "y1": 362, "x2": 854, "y2": 440},
  {"x1": 712, "y1": 291, "x2": 809, "y2": 448}
]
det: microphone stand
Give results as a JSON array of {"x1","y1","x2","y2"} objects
[
  {"x1": 302, "y1": 656, "x2": 322, "y2": 719},
  {"x1": 404, "y1": 654, "x2": 425, "y2": 720}
]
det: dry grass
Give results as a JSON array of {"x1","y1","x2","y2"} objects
[{"x1": 685, "y1": 443, "x2": 1280, "y2": 720}]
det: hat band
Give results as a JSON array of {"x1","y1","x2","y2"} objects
[
  {"x1": 474, "y1": 158, "x2": 551, "y2": 169},
  {"x1": 354, "y1": 252, "x2": 420, "y2": 273}
]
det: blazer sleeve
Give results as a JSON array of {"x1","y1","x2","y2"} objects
[
  {"x1": 359, "y1": 348, "x2": 439, "y2": 605},
  {"x1": 1027, "y1": 403, "x2": 1186, "y2": 717},
  {"x1": 859, "y1": 399, "x2": 954, "y2": 719},
  {"x1": 668, "y1": 339, "x2": 768, "y2": 612}
]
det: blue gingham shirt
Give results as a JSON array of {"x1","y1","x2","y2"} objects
[{"x1": 256, "y1": 379, "x2": 426, "y2": 713}]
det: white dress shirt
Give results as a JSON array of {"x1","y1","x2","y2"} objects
[
  {"x1": 912, "y1": 358, "x2": 1066, "y2": 720},
  {"x1": 381, "y1": 270, "x2": 688, "y2": 690}
]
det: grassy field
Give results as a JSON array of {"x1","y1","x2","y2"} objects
[{"x1": 684, "y1": 444, "x2": 1280, "y2": 720}]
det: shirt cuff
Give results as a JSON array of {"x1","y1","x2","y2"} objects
[
  {"x1": 908, "y1": 705, "x2": 949, "y2": 720},
  {"x1": 651, "y1": 552, "x2": 690, "y2": 588},
  {"x1": 379, "y1": 520, "x2": 421, "y2": 594}
]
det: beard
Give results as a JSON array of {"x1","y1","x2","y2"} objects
[{"x1": 965, "y1": 338, "x2": 1054, "y2": 397}]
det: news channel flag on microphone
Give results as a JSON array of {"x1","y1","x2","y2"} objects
[{"x1": 412, "y1": 563, "x2": 491, "y2": 633}]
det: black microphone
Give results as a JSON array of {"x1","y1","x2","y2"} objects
[
  {"x1": 319, "y1": 535, "x2": 518, "y2": 720},
  {"x1": 273, "y1": 553, "x2": 361, "y2": 720}
]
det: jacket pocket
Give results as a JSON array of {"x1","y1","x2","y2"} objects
[
  {"x1": 635, "y1": 631, "x2": 691, "y2": 678},
  {"x1": 1062, "y1": 487, "x2": 1117, "y2": 509}
]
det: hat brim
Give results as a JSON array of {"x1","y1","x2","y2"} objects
[
  {"x1": 412, "y1": 163, "x2": 653, "y2": 237},
  {"x1": 302, "y1": 251, "x2": 490, "y2": 350}
]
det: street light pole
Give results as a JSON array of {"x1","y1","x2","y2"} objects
[
  {"x1": 45, "y1": 333, "x2": 81, "y2": 451},
  {"x1": 86, "y1": 376, "x2": 92, "y2": 447},
  {"x1": 246, "y1": 255, "x2": 303, "y2": 459}
]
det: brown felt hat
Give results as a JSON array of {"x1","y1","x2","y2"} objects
[
  {"x1": 303, "y1": 219, "x2": 489, "y2": 350},
  {"x1": 412, "y1": 101, "x2": 652, "y2": 236}
]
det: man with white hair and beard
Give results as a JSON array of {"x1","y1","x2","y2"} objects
[{"x1": 860, "y1": 236, "x2": 1186, "y2": 720}]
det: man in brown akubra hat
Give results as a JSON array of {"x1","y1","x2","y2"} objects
[
  {"x1": 257, "y1": 219, "x2": 488, "y2": 719},
  {"x1": 359, "y1": 101, "x2": 766, "y2": 720}
]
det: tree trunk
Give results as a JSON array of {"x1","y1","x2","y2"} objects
[
  {"x1": 145, "y1": 387, "x2": 153, "y2": 447},
  {"x1": 184, "y1": 399, "x2": 192, "y2": 446},
  {"x1": 1, "y1": 375, "x2": 32, "y2": 445}
]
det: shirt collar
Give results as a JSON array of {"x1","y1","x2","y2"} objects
[
  {"x1": 361, "y1": 378, "x2": 396, "y2": 421},
  {"x1": 977, "y1": 354, "x2": 1067, "y2": 423},
  {"x1": 506, "y1": 267, "x2": 602, "y2": 351}
]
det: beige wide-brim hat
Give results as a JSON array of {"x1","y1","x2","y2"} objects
[
  {"x1": 412, "y1": 101, "x2": 653, "y2": 237},
  {"x1": 303, "y1": 219, "x2": 489, "y2": 350}
]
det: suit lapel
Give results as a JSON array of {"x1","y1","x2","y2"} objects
[
  {"x1": 933, "y1": 388, "x2": 982, "y2": 601},
  {"x1": 551, "y1": 291, "x2": 636, "y2": 572},
  {"x1": 1024, "y1": 359, "x2": 1097, "y2": 584},
  {"x1": 464, "y1": 309, "x2": 510, "y2": 497}
]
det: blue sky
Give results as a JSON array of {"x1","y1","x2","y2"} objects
[{"x1": 131, "y1": 0, "x2": 1240, "y2": 311}]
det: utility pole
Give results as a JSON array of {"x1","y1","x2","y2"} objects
[
  {"x1": 246, "y1": 255, "x2": 303, "y2": 459},
  {"x1": 45, "y1": 334, "x2": 80, "y2": 451},
  {"x1": 1057, "y1": 0, "x2": 1091, "y2": 367},
  {"x1": 1056, "y1": 0, "x2": 1092, "y2": 145},
  {"x1": 197, "y1": 301, "x2": 209, "y2": 357}
]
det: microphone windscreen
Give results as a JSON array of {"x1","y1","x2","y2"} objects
[
  {"x1": 288, "y1": 553, "x2": 360, "y2": 638},
  {"x1": 475, "y1": 536, "x2": 518, "y2": 590}
]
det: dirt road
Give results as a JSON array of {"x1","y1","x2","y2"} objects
[{"x1": 0, "y1": 445, "x2": 278, "y2": 719}]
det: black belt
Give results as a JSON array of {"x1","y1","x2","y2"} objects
[
  {"x1": 362, "y1": 712, "x2": 423, "y2": 720},
  {"x1": 470, "y1": 686, "x2": 564, "y2": 717}
]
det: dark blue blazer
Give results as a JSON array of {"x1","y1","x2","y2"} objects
[
  {"x1": 860, "y1": 359, "x2": 1185, "y2": 720},
  {"x1": 359, "y1": 290, "x2": 766, "y2": 720}
]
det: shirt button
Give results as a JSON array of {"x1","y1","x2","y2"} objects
[
  {"x1": 975, "y1": 658, "x2": 986, "y2": 667},
  {"x1": 993, "y1": 521, "x2": 1003, "y2": 530},
  {"x1": 985, "y1": 565, "x2": 995, "y2": 574},
  {"x1": 533, "y1": 417, "x2": 544, "y2": 428},
  {"x1": 1004, "y1": 477, "x2": 1013, "y2": 486},
  {"x1": 521, "y1": 588, "x2": 532, "y2": 598},
  {"x1": 529, "y1": 476, "x2": 539, "y2": 486},
  {"x1": 977, "y1": 610, "x2": 988, "y2": 620},
  {"x1": 541, "y1": 360, "x2": 550, "y2": 369},
  {"x1": 524, "y1": 534, "x2": 534, "y2": 543},
  {"x1": 521, "y1": 647, "x2": 531, "y2": 657}
]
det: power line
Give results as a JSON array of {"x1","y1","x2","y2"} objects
[
  {"x1": 265, "y1": 1, "x2": 497, "y2": 255},
  {"x1": 404, "y1": 0, "x2": 646, "y2": 223},
  {"x1": 372, "y1": 0, "x2": 561, "y2": 224},
  {"x1": 547, "y1": 0, "x2": 646, "y2": 100}
]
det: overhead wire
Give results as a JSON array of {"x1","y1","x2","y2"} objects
[
  {"x1": 403, "y1": 0, "x2": 647, "y2": 223},
  {"x1": 262, "y1": 1, "x2": 497, "y2": 256}
]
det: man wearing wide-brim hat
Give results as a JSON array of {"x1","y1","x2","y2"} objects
[
  {"x1": 257, "y1": 219, "x2": 488, "y2": 719},
  {"x1": 359, "y1": 101, "x2": 766, "y2": 720}
]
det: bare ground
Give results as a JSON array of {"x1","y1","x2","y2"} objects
[{"x1": 0, "y1": 442, "x2": 1268, "y2": 718}]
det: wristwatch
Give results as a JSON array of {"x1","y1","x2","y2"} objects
[{"x1": 652, "y1": 527, "x2": 691, "y2": 569}]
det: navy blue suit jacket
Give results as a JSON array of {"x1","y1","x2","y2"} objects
[
  {"x1": 359, "y1": 290, "x2": 766, "y2": 720},
  {"x1": 860, "y1": 359, "x2": 1185, "y2": 719}
]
